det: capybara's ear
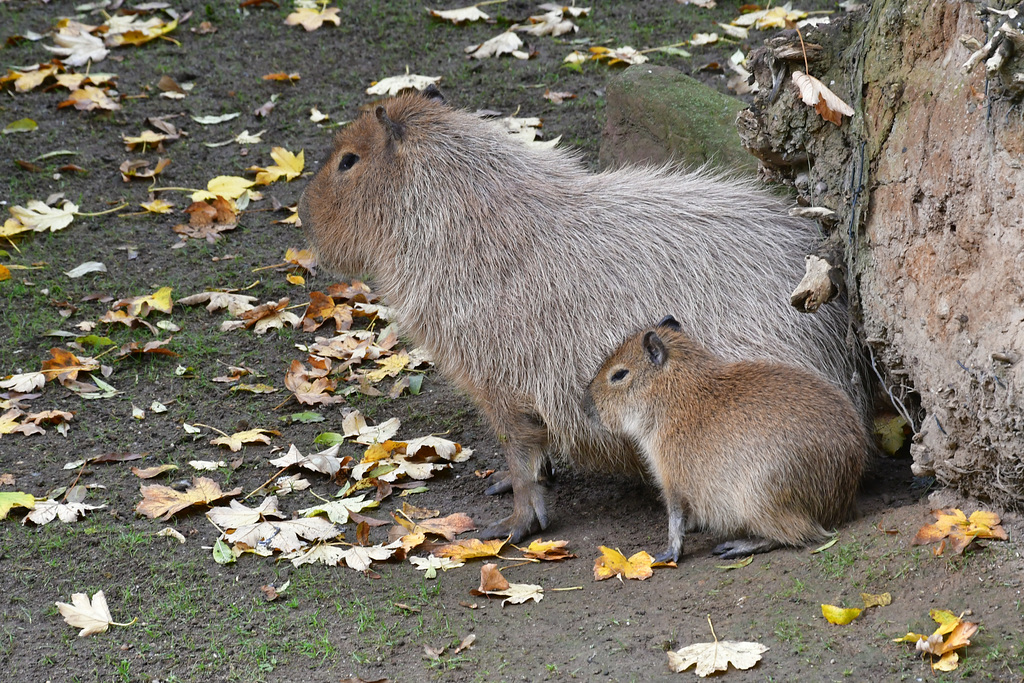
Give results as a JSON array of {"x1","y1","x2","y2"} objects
[
  {"x1": 375, "y1": 105, "x2": 405, "y2": 142},
  {"x1": 423, "y1": 84, "x2": 445, "y2": 103},
  {"x1": 657, "y1": 315, "x2": 681, "y2": 331},
  {"x1": 643, "y1": 331, "x2": 668, "y2": 367}
]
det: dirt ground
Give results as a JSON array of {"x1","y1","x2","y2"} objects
[{"x1": 2, "y1": 1, "x2": 1023, "y2": 682}]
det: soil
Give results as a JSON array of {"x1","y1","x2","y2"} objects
[{"x1": 2, "y1": 2, "x2": 1023, "y2": 682}]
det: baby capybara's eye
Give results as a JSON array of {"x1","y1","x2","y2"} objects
[{"x1": 338, "y1": 153, "x2": 359, "y2": 172}]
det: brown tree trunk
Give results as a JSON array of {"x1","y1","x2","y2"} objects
[{"x1": 739, "y1": 0, "x2": 1024, "y2": 507}]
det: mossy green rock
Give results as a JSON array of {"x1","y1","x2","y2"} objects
[{"x1": 599, "y1": 65, "x2": 756, "y2": 173}]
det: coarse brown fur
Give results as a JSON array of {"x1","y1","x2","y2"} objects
[
  {"x1": 298, "y1": 89, "x2": 866, "y2": 542},
  {"x1": 588, "y1": 317, "x2": 868, "y2": 561}
]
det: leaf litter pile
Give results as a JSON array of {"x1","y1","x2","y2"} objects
[{"x1": 2, "y1": 1, "x2": 1023, "y2": 681}]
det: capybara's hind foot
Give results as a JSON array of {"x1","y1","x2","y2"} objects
[
  {"x1": 712, "y1": 537, "x2": 783, "y2": 559},
  {"x1": 480, "y1": 483, "x2": 549, "y2": 543}
]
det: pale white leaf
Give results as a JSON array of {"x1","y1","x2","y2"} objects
[
  {"x1": 65, "y1": 261, "x2": 107, "y2": 279},
  {"x1": 366, "y1": 73, "x2": 441, "y2": 96}
]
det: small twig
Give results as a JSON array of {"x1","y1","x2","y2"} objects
[{"x1": 75, "y1": 203, "x2": 128, "y2": 217}]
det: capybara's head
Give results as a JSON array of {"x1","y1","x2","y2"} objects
[
  {"x1": 297, "y1": 86, "x2": 448, "y2": 278},
  {"x1": 587, "y1": 315, "x2": 685, "y2": 434}
]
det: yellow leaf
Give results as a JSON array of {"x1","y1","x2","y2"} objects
[
  {"x1": 2, "y1": 217, "x2": 33, "y2": 239},
  {"x1": 285, "y1": 6, "x2": 341, "y2": 31},
  {"x1": 270, "y1": 146, "x2": 304, "y2": 179},
  {"x1": 210, "y1": 428, "x2": 280, "y2": 452},
  {"x1": 432, "y1": 537, "x2": 507, "y2": 561},
  {"x1": 593, "y1": 546, "x2": 653, "y2": 581},
  {"x1": 0, "y1": 264, "x2": 9, "y2": 281},
  {"x1": 0, "y1": 491, "x2": 36, "y2": 519},
  {"x1": 123, "y1": 130, "x2": 167, "y2": 150},
  {"x1": 118, "y1": 286, "x2": 173, "y2": 317},
  {"x1": 873, "y1": 414, "x2": 909, "y2": 454},
  {"x1": 929, "y1": 609, "x2": 960, "y2": 635},
  {"x1": 822, "y1": 604, "x2": 862, "y2": 625},
  {"x1": 366, "y1": 351, "x2": 412, "y2": 382},
  {"x1": 861, "y1": 592, "x2": 892, "y2": 608},
  {"x1": 361, "y1": 440, "x2": 405, "y2": 465},
  {"x1": 192, "y1": 176, "x2": 255, "y2": 202},
  {"x1": 141, "y1": 199, "x2": 174, "y2": 214},
  {"x1": 933, "y1": 651, "x2": 959, "y2": 671},
  {"x1": 286, "y1": 273, "x2": 305, "y2": 285}
]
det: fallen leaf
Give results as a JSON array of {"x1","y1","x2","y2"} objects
[
  {"x1": 593, "y1": 546, "x2": 654, "y2": 581},
  {"x1": 410, "y1": 554, "x2": 465, "y2": 578},
  {"x1": 135, "y1": 477, "x2": 242, "y2": 520},
  {"x1": 589, "y1": 45, "x2": 648, "y2": 66},
  {"x1": 861, "y1": 592, "x2": 892, "y2": 608},
  {"x1": 9, "y1": 200, "x2": 78, "y2": 232},
  {"x1": 427, "y1": 5, "x2": 490, "y2": 24},
  {"x1": 366, "y1": 72, "x2": 442, "y2": 96},
  {"x1": 518, "y1": 539, "x2": 575, "y2": 561},
  {"x1": 55, "y1": 591, "x2": 133, "y2": 637},
  {"x1": 210, "y1": 427, "x2": 280, "y2": 452},
  {"x1": 0, "y1": 491, "x2": 36, "y2": 519},
  {"x1": 24, "y1": 498, "x2": 107, "y2": 525},
  {"x1": 44, "y1": 30, "x2": 109, "y2": 67},
  {"x1": 431, "y1": 537, "x2": 506, "y2": 561},
  {"x1": 912, "y1": 508, "x2": 1008, "y2": 554},
  {"x1": 668, "y1": 639, "x2": 768, "y2": 676},
  {"x1": 298, "y1": 495, "x2": 379, "y2": 525},
  {"x1": 285, "y1": 6, "x2": 341, "y2": 31},
  {"x1": 822, "y1": 604, "x2": 863, "y2": 625},
  {"x1": 465, "y1": 31, "x2": 526, "y2": 60}
]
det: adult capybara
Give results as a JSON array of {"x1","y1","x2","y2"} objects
[
  {"x1": 588, "y1": 315, "x2": 867, "y2": 562},
  {"x1": 298, "y1": 87, "x2": 863, "y2": 542}
]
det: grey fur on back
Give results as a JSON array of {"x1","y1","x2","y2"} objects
[{"x1": 374, "y1": 107, "x2": 856, "y2": 469}]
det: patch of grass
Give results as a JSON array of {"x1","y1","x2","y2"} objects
[{"x1": 813, "y1": 538, "x2": 864, "y2": 581}]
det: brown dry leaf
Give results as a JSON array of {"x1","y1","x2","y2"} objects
[
  {"x1": 791, "y1": 71, "x2": 855, "y2": 125},
  {"x1": 131, "y1": 463, "x2": 179, "y2": 479},
  {"x1": 393, "y1": 512, "x2": 476, "y2": 541},
  {"x1": 301, "y1": 291, "x2": 353, "y2": 332},
  {"x1": 210, "y1": 428, "x2": 280, "y2": 452},
  {"x1": 136, "y1": 477, "x2": 242, "y2": 520},
  {"x1": 230, "y1": 298, "x2": 301, "y2": 335},
  {"x1": 119, "y1": 158, "x2": 170, "y2": 181},
  {"x1": 99, "y1": 309, "x2": 157, "y2": 333},
  {"x1": 113, "y1": 338, "x2": 178, "y2": 360},
  {"x1": 401, "y1": 501, "x2": 439, "y2": 519},
  {"x1": 284, "y1": 358, "x2": 345, "y2": 406},
  {"x1": 285, "y1": 6, "x2": 341, "y2": 31},
  {"x1": 593, "y1": 546, "x2": 654, "y2": 581},
  {"x1": 469, "y1": 563, "x2": 543, "y2": 606},
  {"x1": 431, "y1": 537, "x2": 507, "y2": 561},
  {"x1": 519, "y1": 539, "x2": 575, "y2": 561},
  {"x1": 56, "y1": 591, "x2": 134, "y2": 637},
  {"x1": 912, "y1": 508, "x2": 1008, "y2": 554},
  {"x1": 58, "y1": 85, "x2": 121, "y2": 111},
  {"x1": 41, "y1": 347, "x2": 99, "y2": 386},
  {"x1": 262, "y1": 72, "x2": 300, "y2": 82}
]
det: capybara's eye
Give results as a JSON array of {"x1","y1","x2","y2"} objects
[
  {"x1": 338, "y1": 153, "x2": 359, "y2": 172},
  {"x1": 610, "y1": 368, "x2": 629, "y2": 382}
]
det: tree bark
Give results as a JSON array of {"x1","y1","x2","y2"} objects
[{"x1": 740, "y1": 0, "x2": 1024, "y2": 508}]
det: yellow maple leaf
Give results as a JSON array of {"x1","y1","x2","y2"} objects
[
  {"x1": 361, "y1": 440, "x2": 405, "y2": 465},
  {"x1": 518, "y1": 538, "x2": 575, "y2": 561},
  {"x1": 123, "y1": 130, "x2": 167, "y2": 150},
  {"x1": 141, "y1": 199, "x2": 174, "y2": 214},
  {"x1": 366, "y1": 351, "x2": 411, "y2": 382},
  {"x1": 191, "y1": 176, "x2": 255, "y2": 202},
  {"x1": 253, "y1": 147, "x2": 304, "y2": 185},
  {"x1": 912, "y1": 508, "x2": 1008, "y2": 554},
  {"x1": 285, "y1": 6, "x2": 341, "y2": 31},
  {"x1": 210, "y1": 427, "x2": 280, "y2": 452},
  {"x1": 593, "y1": 546, "x2": 654, "y2": 581},
  {"x1": 0, "y1": 264, "x2": 10, "y2": 281},
  {"x1": 0, "y1": 490, "x2": 36, "y2": 519},
  {"x1": 117, "y1": 286, "x2": 173, "y2": 317}
]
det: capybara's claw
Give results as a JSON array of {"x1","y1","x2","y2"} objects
[
  {"x1": 483, "y1": 471, "x2": 513, "y2": 496},
  {"x1": 479, "y1": 515, "x2": 540, "y2": 543},
  {"x1": 653, "y1": 549, "x2": 680, "y2": 564}
]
